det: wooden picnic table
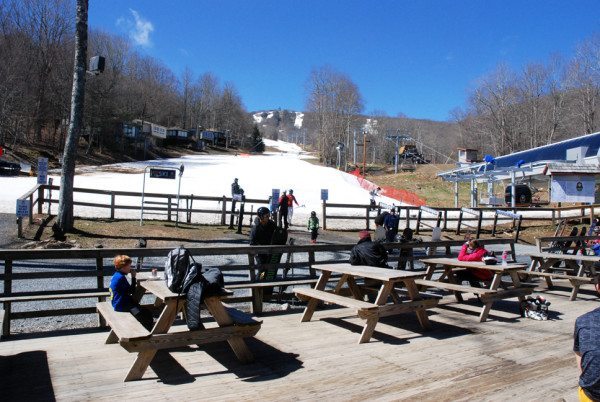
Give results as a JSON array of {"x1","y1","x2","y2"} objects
[
  {"x1": 97, "y1": 276, "x2": 261, "y2": 381},
  {"x1": 295, "y1": 263, "x2": 438, "y2": 344},
  {"x1": 417, "y1": 257, "x2": 531, "y2": 322},
  {"x1": 523, "y1": 252, "x2": 599, "y2": 300}
]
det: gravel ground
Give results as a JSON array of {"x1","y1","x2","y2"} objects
[{"x1": 0, "y1": 211, "x2": 539, "y2": 336}]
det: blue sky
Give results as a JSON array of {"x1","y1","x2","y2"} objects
[{"x1": 89, "y1": 0, "x2": 600, "y2": 122}]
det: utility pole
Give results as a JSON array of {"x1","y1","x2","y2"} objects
[
  {"x1": 353, "y1": 130, "x2": 357, "y2": 165},
  {"x1": 362, "y1": 131, "x2": 368, "y2": 178}
]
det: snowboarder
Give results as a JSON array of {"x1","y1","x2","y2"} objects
[
  {"x1": 307, "y1": 211, "x2": 320, "y2": 244},
  {"x1": 287, "y1": 189, "x2": 300, "y2": 225},
  {"x1": 369, "y1": 187, "x2": 381, "y2": 210}
]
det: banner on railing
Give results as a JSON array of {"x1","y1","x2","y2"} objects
[
  {"x1": 496, "y1": 210, "x2": 521, "y2": 219},
  {"x1": 420, "y1": 206, "x2": 440, "y2": 215}
]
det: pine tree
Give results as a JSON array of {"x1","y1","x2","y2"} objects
[{"x1": 252, "y1": 125, "x2": 265, "y2": 153}]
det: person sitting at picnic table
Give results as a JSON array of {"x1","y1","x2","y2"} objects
[
  {"x1": 349, "y1": 230, "x2": 390, "y2": 268},
  {"x1": 574, "y1": 268, "x2": 600, "y2": 402},
  {"x1": 455, "y1": 239, "x2": 494, "y2": 286},
  {"x1": 109, "y1": 255, "x2": 154, "y2": 331}
]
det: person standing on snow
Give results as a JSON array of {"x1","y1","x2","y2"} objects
[
  {"x1": 307, "y1": 211, "x2": 320, "y2": 243},
  {"x1": 278, "y1": 190, "x2": 290, "y2": 229},
  {"x1": 369, "y1": 187, "x2": 381, "y2": 210},
  {"x1": 287, "y1": 189, "x2": 300, "y2": 225}
]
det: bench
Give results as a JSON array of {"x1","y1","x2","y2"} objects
[
  {"x1": 295, "y1": 287, "x2": 378, "y2": 319},
  {"x1": 1, "y1": 290, "x2": 110, "y2": 339},
  {"x1": 97, "y1": 301, "x2": 151, "y2": 343},
  {"x1": 414, "y1": 279, "x2": 497, "y2": 296},
  {"x1": 517, "y1": 270, "x2": 595, "y2": 283}
]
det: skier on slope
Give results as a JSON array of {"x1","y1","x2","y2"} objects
[{"x1": 287, "y1": 189, "x2": 300, "y2": 225}]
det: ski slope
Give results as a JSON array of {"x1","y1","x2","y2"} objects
[{"x1": 4, "y1": 140, "x2": 401, "y2": 228}]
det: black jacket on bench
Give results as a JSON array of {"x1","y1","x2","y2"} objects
[{"x1": 349, "y1": 237, "x2": 390, "y2": 268}]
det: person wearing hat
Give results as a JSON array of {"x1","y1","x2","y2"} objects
[
  {"x1": 349, "y1": 230, "x2": 389, "y2": 268},
  {"x1": 286, "y1": 189, "x2": 300, "y2": 225},
  {"x1": 307, "y1": 211, "x2": 320, "y2": 244}
]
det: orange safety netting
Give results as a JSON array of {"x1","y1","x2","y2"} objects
[{"x1": 349, "y1": 170, "x2": 426, "y2": 206}]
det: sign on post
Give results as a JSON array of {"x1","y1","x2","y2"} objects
[
  {"x1": 271, "y1": 189, "x2": 280, "y2": 211},
  {"x1": 149, "y1": 168, "x2": 176, "y2": 179},
  {"x1": 16, "y1": 199, "x2": 29, "y2": 218},
  {"x1": 37, "y1": 157, "x2": 48, "y2": 185},
  {"x1": 321, "y1": 189, "x2": 329, "y2": 201}
]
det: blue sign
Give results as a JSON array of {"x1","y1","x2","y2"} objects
[
  {"x1": 37, "y1": 157, "x2": 48, "y2": 185},
  {"x1": 271, "y1": 189, "x2": 280, "y2": 211},
  {"x1": 321, "y1": 189, "x2": 329, "y2": 201}
]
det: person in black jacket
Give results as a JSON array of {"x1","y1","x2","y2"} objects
[
  {"x1": 349, "y1": 230, "x2": 390, "y2": 268},
  {"x1": 250, "y1": 207, "x2": 277, "y2": 264}
]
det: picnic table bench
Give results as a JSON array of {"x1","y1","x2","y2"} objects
[
  {"x1": 417, "y1": 258, "x2": 531, "y2": 322},
  {"x1": 295, "y1": 263, "x2": 438, "y2": 344},
  {"x1": 97, "y1": 277, "x2": 261, "y2": 381},
  {"x1": 520, "y1": 252, "x2": 599, "y2": 300}
]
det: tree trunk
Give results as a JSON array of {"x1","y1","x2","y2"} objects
[{"x1": 57, "y1": 0, "x2": 88, "y2": 232}]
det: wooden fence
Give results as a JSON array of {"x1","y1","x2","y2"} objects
[
  {"x1": 322, "y1": 200, "x2": 599, "y2": 235},
  {"x1": 0, "y1": 238, "x2": 517, "y2": 336},
  {"x1": 17, "y1": 183, "x2": 270, "y2": 235}
]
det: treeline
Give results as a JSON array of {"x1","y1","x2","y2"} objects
[
  {"x1": 454, "y1": 34, "x2": 600, "y2": 157},
  {"x1": 0, "y1": 0, "x2": 254, "y2": 156}
]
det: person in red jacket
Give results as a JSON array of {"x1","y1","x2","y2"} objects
[{"x1": 456, "y1": 239, "x2": 494, "y2": 284}]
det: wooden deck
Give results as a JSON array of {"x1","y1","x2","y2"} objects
[{"x1": 1, "y1": 282, "x2": 598, "y2": 401}]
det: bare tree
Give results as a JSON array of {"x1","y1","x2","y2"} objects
[{"x1": 57, "y1": 0, "x2": 87, "y2": 232}]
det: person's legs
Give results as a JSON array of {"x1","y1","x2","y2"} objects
[
  {"x1": 282, "y1": 212, "x2": 288, "y2": 229},
  {"x1": 288, "y1": 207, "x2": 294, "y2": 225},
  {"x1": 278, "y1": 212, "x2": 283, "y2": 227}
]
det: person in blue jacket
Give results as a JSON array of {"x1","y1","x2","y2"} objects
[{"x1": 109, "y1": 255, "x2": 153, "y2": 330}]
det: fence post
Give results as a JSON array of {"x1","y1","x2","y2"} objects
[
  {"x1": 436, "y1": 212, "x2": 442, "y2": 228},
  {"x1": 476, "y1": 210, "x2": 483, "y2": 238},
  {"x1": 17, "y1": 218, "x2": 22, "y2": 238},
  {"x1": 167, "y1": 196, "x2": 172, "y2": 221},
  {"x1": 366, "y1": 207, "x2": 370, "y2": 230},
  {"x1": 551, "y1": 209, "x2": 556, "y2": 225},
  {"x1": 491, "y1": 213, "x2": 498, "y2": 237},
  {"x1": 2, "y1": 259, "x2": 12, "y2": 338},
  {"x1": 415, "y1": 210, "x2": 422, "y2": 234},
  {"x1": 322, "y1": 201, "x2": 327, "y2": 230},
  {"x1": 110, "y1": 193, "x2": 115, "y2": 220},
  {"x1": 37, "y1": 186, "x2": 43, "y2": 214},
  {"x1": 514, "y1": 216, "x2": 523, "y2": 243},
  {"x1": 591, "y1": 205, "x2": 595, "y2": 225},
  {"x1": 456, "y1": 211, "x2": 463, "y2": 235},
  {"x1": 308, "y1": 250, "x2": 316, "y2": 278},
  {"x1": 28, "y1": 194, "x2": 33, "y2": 224},
  {"x1": 405, "y1": 207, "x2": 411, "y2": 228},
  {"x1": 221, "y1": 196, "x2": 227, "y2": 225},
  {"x1": 96, "y1": 257, "x2": 106, "y2": 327}
]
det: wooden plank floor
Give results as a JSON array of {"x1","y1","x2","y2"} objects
[{"x1": 1, "y1": 282, "x2": 598, "y2": 401}]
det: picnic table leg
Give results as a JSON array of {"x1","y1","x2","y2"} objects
[
  {"x1": 445, "y1": 267, "x2": 464, "y2": 303},
  {"x1": 333, "y1": 274, "x2": 348, "y2": 294},
  {"x1": 124, "y1": 300, "x2": 178, "y2": 382},
  {"x1": 569, "y1": 263, "x2": 587, "y2": 301},
  {"x1": 358, "y1": 312, "x2": 379, "y2": 344},
  {"x1": 301, "y1": 270, "x2": 332, "y2": 322},
  {"x1": 479, "y1": 273, "x2": 502, "y2": 322},
  {"x1": 403, "y1": 279, "x2": 431, "y2": 330},
  {"x1": 541, "y1": 260, "x2": 555, "y2": 288},
  {"x1": 424, "y1": 263, "x2": 436, "y2": 280},
  {"x1": 507, "y1": 271, "x2": 526, "y2": 304},
  {"x1": 204, "y1": 297, "x2": 254, "y2": 363},
  {"x1": 345, "y1": 276, "x2": 364, "y2": 301}
]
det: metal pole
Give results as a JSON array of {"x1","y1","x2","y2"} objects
[
  {"x1": 454, "y1": 181, "x2": 459, "y2": 208},
  {"x1": 353, "y1": 130, "x2": 357, "y2": 165},
  {"x1": 140, "y1": 166, "x2": 147, "y2": 226},
  {"x1": 362, "y1": 132, "x2": 367, "y2": 178},
  {"x1": 394, "y1": 136, "x2": 399, "y2": 174},
  {"x1": 511, "y1": 170, "x2": 516, "y2": 209},
  {"x1": 175, "y1": 170, "x2": 183, "y2": 227}
]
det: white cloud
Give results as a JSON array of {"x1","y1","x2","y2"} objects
[{"x1": 116, "y1": 9, "x2": 154, "y2": 47}]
